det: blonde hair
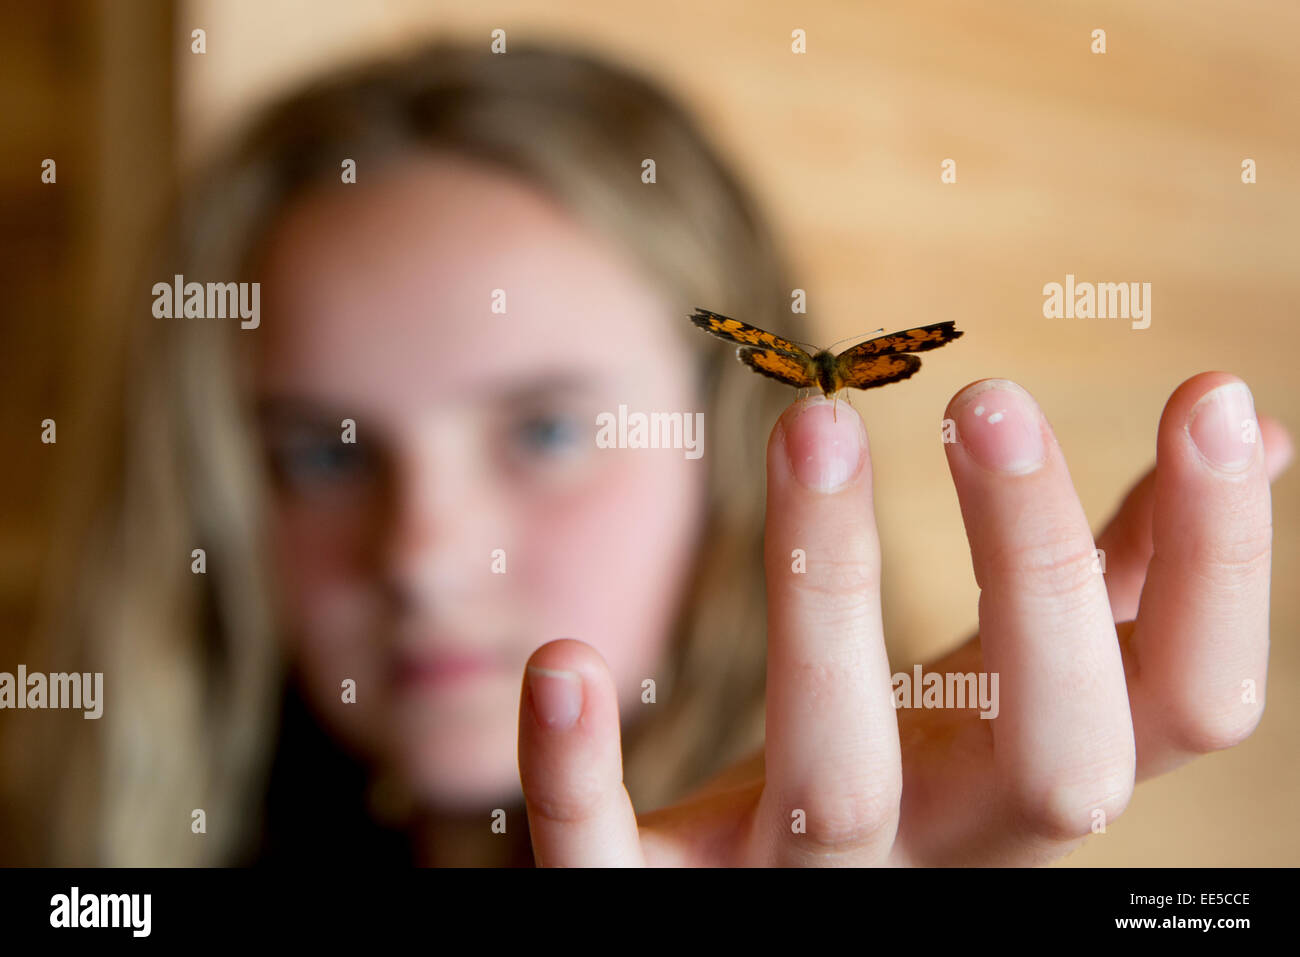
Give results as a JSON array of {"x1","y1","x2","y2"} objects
[{"x1": 16, "y1": 39, "x2": 800, "y2": 864}]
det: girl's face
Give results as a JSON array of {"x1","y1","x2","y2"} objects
[{"x1": 253, "y1": 153, "x2": 707, "y2": 811}]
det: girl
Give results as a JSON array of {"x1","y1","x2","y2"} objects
[{"x1": 17, "y1": 40, "x2": 1290, "y2": 866}]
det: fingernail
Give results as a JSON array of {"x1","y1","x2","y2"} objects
[
  {"x1": 781, "y1": 396, "x2": 865, "y2": 492},
  {"x1": 527, "y1": 666, "x2": 582, "y2": 729},
  {"x1": 1189, "y1": 382, "x2": 1258, "y2": 473},
  {"x1": 951, "y1": 380, "x2": 1045, "y2": 474}
]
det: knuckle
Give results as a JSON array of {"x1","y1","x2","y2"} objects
[
  {"x1": 1004, "y1": 769, "x2": 1135, "y2": 843},
  {"x1": 983, "y1": 533, "x2": 1101, "y2": 600},
  {"x1": 791, "y1": 781, "x2": 901, "y2": 852},
  {"x1": 786, "y1": 653, "x2": 876, "y2": 701},
  {"x1": 792, "y1": 554, "x2": 881, "y2": 600},
  {"x1": 1175, "y1": 704, "x2": 1266, "y2": 754},
  {"x1": 525, "y1": 773, "x2": 609, "y2": 824},
  {"x1": 790, "y1": 660, "x2": 840, "y2": 701},
  {"x1": 1182, "y1": 523, "x2": 1272, "y2": 582}
]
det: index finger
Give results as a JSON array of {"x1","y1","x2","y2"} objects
[{"x1": 752, "y1": 396, "x2": 901, "y2": 865}]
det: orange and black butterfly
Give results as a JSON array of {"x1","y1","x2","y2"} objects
[{"x1": 689, "y1": 308, "x2": 963, "y2": 400}]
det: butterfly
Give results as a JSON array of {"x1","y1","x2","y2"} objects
[{"x1": 689, "y1": 308, "x2": 963, "y2": 413}]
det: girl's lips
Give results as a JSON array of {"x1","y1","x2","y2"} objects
[{"x1": 393, "y1": 652, "x2": 505, "y2": 688}]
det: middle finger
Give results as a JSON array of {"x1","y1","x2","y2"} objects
[{"x1": 943, "y1": 379, "x2": 1135, "y2": 848}]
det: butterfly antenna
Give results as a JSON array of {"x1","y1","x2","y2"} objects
[{"x1": 825, "y1": 327, "x2": 886, "y2": 352}]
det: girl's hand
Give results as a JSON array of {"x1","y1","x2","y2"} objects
[{"x1": 516, "y1": 372, "x2": 1291, "y2": 865}]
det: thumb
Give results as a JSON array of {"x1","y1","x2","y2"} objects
[{"x1": 517, "y1": 639, "x2": 644, "y2": 866}]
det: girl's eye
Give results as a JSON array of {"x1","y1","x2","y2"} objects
[
  {"x1": 512, "y1": 412, "x2": 582, "y2": 457},
  {"x1": 270, "y1": 435, "x2": 369, "y2": 488}
]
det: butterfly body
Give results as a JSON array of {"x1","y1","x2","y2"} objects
[
  {"x1": 690, "y1": 308, "x2": 962, "y2": 398},
  {"x1": 810, "y1": 348, "x2": 843, "y2": 396}
]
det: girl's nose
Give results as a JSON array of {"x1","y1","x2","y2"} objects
[{"x1": 374, "y1": 435, "x2": 505, "y2": 615}]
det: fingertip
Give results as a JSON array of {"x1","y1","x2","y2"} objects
[
  {"x1": 943, "y1": 378, "x2": 1047, "y2": 475},
  {"x1": 945, "y1": 377, "x2": 1022, "y2": 420},
  {"x1": 521, "y1": 639, "x2": 612, "y2": 732},
  {"x1": 525, "y1": 636, "x2": 608, "y2": 676},
  {"x1": 1157, "y1": 371, "x2": 1248, "y2": 432},
  {"x1": 525, "y1": 665, "x2": 583, "y2": 730},
  {"x1": 771, "y1": 394, "x2": 868, "y2": 493},
  {"x1": 1161, "y1": 373, "x2": 1262, "y2": 477}
]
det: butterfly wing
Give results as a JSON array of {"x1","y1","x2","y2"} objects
[
  {"x1": 835, "y1": 353, "x2": 922, "y2": 390},
  {"x1": 738, "y1": 346, "x2": 818, "y2": 388},
  {"x1": 833, "y1": 320, "x2": 961, "y2": 391},
  {"x1": 837, "y1": 320, "x2": 963, "y2": 358},
  {"x1": 689, "y1": 308, "x2": 811, "y2": 358}
]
